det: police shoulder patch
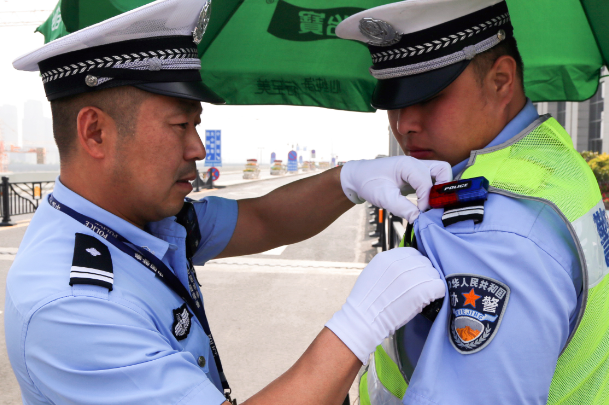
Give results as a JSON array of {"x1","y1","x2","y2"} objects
[
  {"x1": 446, "y1": 273, "x2": 510, "y2": 354},
  {"x1": 172, "y1": 303, "x2": 193, "y2": 341}
]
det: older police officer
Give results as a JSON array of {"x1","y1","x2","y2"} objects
[
  {"x1": 336, "y1": 0, "x2": 609, "y2": 404},
  {"x1": 5, "y1": 1, "x2": 453, "y2": 405}
]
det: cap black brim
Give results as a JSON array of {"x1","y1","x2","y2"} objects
[
  {"x1": 371, "y1": 60, "x2": 470, "y2": 110},
  {"x1": 135, "y1": 81, "x2": 226, "y2": 104}
]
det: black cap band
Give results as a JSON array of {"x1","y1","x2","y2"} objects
[{"x1": 38, "y1": 35, "x2": 223, "y2": 103}]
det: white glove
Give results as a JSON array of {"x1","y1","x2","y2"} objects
[
  {"x1": 340, "y1": 157, "x2": 452, "y2": 222},
  {"x1": 325, "y1": 247, "x2": 445, "y2": 364}
]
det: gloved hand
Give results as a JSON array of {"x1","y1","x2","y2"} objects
[
  {"x1": 325, "y1": 247, "x2": 445, "y2": 364},
  {"x1": 340, "y1": 157, "x2": 452, "y2": 223}
]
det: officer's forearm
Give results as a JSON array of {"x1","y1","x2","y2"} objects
[
  {"x1": 217, "y1": 167, "x2": 353, "y2": 258},
  {"x1": 241, "y1": 327, "x2": 360, "y2": 405}
]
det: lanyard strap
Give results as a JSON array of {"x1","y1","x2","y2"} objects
[{"x1": 48, "y1": 194, "x2": 231, "y2": 391}]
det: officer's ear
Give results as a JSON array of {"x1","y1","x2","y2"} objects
[
  {"x1": 75, "y1": 106, "x2": 118, "y2": 160},
  {"x1": 489, "y1": 55, "x2": 518, "y2": 104}
]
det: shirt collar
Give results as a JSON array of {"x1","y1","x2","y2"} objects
[
  {"x1": 51, "y1": 177, "x2": 170, "y2": 259},
  {"x1": 451, "y1": 98, "x2": 539, "y2": 178}
]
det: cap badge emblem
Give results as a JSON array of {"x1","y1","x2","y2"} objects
[
  {"x1": 85, "y1": 75, "x2": 98, "y2": 87},
  {"x1": 193, "y1": 1, "x2": 212, "y2": 45},
  {"x1": 359, "y1": 18, "x2": 401, "y2": 47}
]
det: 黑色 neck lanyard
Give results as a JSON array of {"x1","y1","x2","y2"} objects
[{"x1": 48, "y1": 194, "x2": 235, "y2": 403}]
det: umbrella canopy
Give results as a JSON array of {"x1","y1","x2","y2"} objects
[{"x1": 36, "y1": 0, "x2": 609, "y2": 112}]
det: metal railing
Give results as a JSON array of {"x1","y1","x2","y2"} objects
[
  {"x1": 368, "y1": 205, "x2": 405, "y2": 251},
  {"x1": 0, "y1": 176, "x2": 55, "y2": 226}
]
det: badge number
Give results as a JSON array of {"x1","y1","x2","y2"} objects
[{"x1": 446, "y1": 274, "x2": 510, "y2": 354}]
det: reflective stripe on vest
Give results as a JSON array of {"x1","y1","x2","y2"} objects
[{"x1": 363, "y1": 115, "x2": 609, "y2": 404}]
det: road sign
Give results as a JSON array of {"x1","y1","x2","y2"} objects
[
  {"x1": 208, "y1": 167, "x2": 220, "y2": 181},
  {"x1": 331, "y1": 157, "x2": 336, "y2": 166},
  {"x1": 287, "y1": 150, "x2": 298, "y2": 172},
  {"x1": 205, "y1": 130, "x2": 222, "y2": 167},
  {"x1": 299, "y1": 155, "x2": 303, "y2": 164},
  {"x1": 271, "y1": 152, "x2": 276, "y2": 164},
  {"x1": 311, "y1": 149, "x2": 316, "y2": 159}
]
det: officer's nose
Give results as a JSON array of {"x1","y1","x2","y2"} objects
[
  {"x1": 186, "y1": 128, "x2": 206, "y2": 162},
  {"x1": 395, "y1": 104, "x2": 424, "y2": 136}
]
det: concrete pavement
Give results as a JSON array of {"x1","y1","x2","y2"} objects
[{"x1": 0, "y1": 171, "x2": 374, "y2": 404}]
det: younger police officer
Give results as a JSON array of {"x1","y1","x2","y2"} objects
[
  {"x1": 5, "y1": 1, "x2": 453, "y2": 404},
  {"x1": 337, "y1": 0, "x2": 609, "y2": 404}
]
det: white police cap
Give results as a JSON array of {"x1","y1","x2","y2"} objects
[
  {"x1": 13, "y1": 0, "x2": 224, "y2": 103},
  {"x1": 336, "y1": 0, "x2": 513, "y2": 110}
]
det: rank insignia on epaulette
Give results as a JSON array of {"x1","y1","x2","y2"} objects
[
  {"x1": 70, "y1": 233, "x2": 113, "y2": 290},
  {"x1": 446, "y1": 274, "x2": 510, "y2": 354},
  {"x1": 442, "y1": 201, "x2": 485, "y2": 227}
]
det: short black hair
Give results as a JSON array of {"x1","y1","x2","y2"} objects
[
  {"x1": 50, "y1": 86, "x2": 152, "y2": 163},
  {"x1": 471, "y1": 36, "x2": 525, "y2": 91}
]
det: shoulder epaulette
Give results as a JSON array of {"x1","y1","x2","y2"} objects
[
  {"x1": 442, "y1": 200, "x2": 485, "y2": 227},
  {"x1": 69, "y1": 233, "x2": 114, "y2": 291}
]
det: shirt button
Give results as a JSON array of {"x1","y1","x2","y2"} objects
[{"x1": 198, "y1": 356, "x2": 206, "y2": 368}]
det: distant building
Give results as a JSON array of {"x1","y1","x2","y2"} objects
[
  {"x1": 388, "y1": 126, "x2": 405, "y2": 157},
  {"x1": 535, "y1": 75, "x2": 606, "y2": 154},
  {"x1": 0, "y1": 104, "x2": 19, "y2": 147},
  {"x1": 22, "y1": 100, "x2": 45, "y2": 148},
  {"x1": 44, "y1": 117, "x2": 60, "y2": 164}
]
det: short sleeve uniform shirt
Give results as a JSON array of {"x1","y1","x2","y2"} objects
[
  {"x1": 401, "y1": 101, "x2": 583, "y2": 405},
  {"x1": 4, "y1": 178, "x2": 238, "y2": 405}
]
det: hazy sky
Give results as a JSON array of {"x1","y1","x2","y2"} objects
[{"x1": 0, "y1": 0, "x2": 390, "y2": 163}]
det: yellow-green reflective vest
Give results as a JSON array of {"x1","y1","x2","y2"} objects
[{"x1": 361, "y1": 116, "x2": 609, "y2": 405}]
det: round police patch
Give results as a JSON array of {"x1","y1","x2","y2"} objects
[{"x1": 446, "y1": 274, "x2": 510, "y2": 354}]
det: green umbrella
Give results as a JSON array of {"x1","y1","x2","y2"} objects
[
  {"x1": 35, "y1": 1, "x2": 70, "y2": 43},
  {"x1": 36, "y1": 0, "x2": 609, "y2": 112}
]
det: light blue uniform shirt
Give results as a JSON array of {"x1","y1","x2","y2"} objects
[
  {"x1": 402, "y1": 100, "x2": 582, "y2": 404},
  {"x1": 5, "y1": 178, "x2": 238, "y2": 405}
]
